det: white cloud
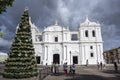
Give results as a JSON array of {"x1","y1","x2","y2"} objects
[
  {"x1": 0, "y1": 38, "x2": 11, "y2": 47},
  {"x1": 0, "y1": 0, "x2": 120, "y2": 51},
  {"x1": 57, "y1": 0, "x2": 70, "y2": 25}
]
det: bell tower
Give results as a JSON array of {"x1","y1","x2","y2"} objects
[{"x1": 78, "y1": 17, "x2": 104, "y2": 65}]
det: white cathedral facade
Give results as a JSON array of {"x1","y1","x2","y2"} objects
[{"x1": 29, "y1": 17, "x2": 104, "y2": 65}]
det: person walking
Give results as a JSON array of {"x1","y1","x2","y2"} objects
[
  {"x1": 45, "y1": 63, "x2": 48, "y2": 68},
  {"x1": 51, "y1": 62, "x2": 54, "y2": 73},
  {"x1": 63, "y1": 63, "x2": 66, "y2": 74},
  {"x1": 71, "y1": 64, "x2": 75, "y2": 74},
  {"x1": 63, "y1": 63, "x2": 68, "y2": 75},
  {"x1": 103, "y1": 63, "x2": 106, "y2": 69},
  {"x1": 55, "y1": 62, "x2": 59, "y2": 73},
  {"x1": 54, "y1": 63, "x2": 57, "y2": 73},
  {"x1": 100, "y1": 61, "x2": 103, "y2": 70},
  {"x1": 86, "y1": 59, "x2": 88, "y2": 66},
  {"x1": 54, "y1": 62, "x2": 59, "y2": 74},
  {"x1": 114, "y1": 61, "x2": 118, "y2": 72},
  {"x1": 97, "y1": 62, "x2": 100, "y2": 70},
  {"x1": 69, "y1": 65, "x2": 72, "y2": 74}
]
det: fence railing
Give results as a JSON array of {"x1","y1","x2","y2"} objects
[{"x1": 39, "y1": 67, "x2": 51, "y2": 80}]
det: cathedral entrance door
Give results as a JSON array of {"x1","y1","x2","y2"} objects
[
  {"x1": 36, "y1": 56, "x2": 41, "y2": 64},
  {"x1": 73, "y1": 56, "x2": 78, "y2": 64},
  {"x1": 53, "y1": 54, "x2": 60, "y2": 64}
]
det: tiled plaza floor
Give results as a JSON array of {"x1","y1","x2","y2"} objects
[
  {"x1": 0, "y1": 64, "x2": 120, "y2": 80},
  {"x1": 44, "y1": 64, "x2": 120, "y2": 80}
]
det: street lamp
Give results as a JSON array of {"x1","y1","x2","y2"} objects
[{"x1": 70, "y1": 51, "x2": 71, "y2": 65}]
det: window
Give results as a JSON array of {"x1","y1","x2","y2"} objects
[
  {"x1": 35, "y1": 37, "x2": 37, "y2": 42},
  {"x1": 90, "y1": 46, "x2": 93, "y2": 49},
  {"x1": 38, "y1": 35, "x2": 42, "y2": 41},
  {"x1": 35, "y1": 35, "x2": 42, "y2": 42},
  {"x1": 55, "y1": 37, "x2": 58, "y2": 42},
  {"x1": 92, "y1": 30, "x2": 95, "y2": 37},
  {"x1": 90, "y1": 53, "x2": 94, "y2": 57},
  {"x1": 85, "y1": 30, "x2": 88, "y2": 37},
  {"x1": 71, "y1": 34, "x2": 78, "y2": 41}
]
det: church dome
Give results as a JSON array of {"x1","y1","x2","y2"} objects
[
  {"x1": 44, "y1": 21, "x2": 68, "y2": 31},
  {"x1": 80, "y1": 17, "x2": 100, "y2": 27}
]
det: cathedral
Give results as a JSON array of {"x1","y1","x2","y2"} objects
[{"x1": 28, "y1": 17, "x2": 104, "y2": 65}]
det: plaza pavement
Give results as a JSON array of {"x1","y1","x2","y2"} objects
[
  {"x1": 0, "y1": 64, "x2": 120, "y2": 80},
  {"x1": 44, "y1": 64, "x2": 120, "y2": 80}
]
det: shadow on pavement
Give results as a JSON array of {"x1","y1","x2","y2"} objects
[
  {"x1": 64, "y1": 74, "x2": 120, "y2": 80},
  {"x1": 102, "y1": 70, "x2": 120, "y2": 74},
  {"x1": 50, "y1": 72, "x2": 76, "y2": 76}
]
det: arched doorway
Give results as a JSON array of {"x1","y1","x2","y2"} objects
[
  {"x1": 73, "y1": 56, "x2": 78, "y2": 64},
  {"x1": 36, "y1": 56, "x2": 41, "y2": 64},
  {"x1": 53, "y1": 54, "x2": 60, "y2": 64}
]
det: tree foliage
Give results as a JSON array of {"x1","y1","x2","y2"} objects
[
  {"x1": 0, "y1": 0, "x2": 14, "y2": 14},
  {"x1": 3, "y1": 9, "x2": 38, "y2": 78},
  {"x1": 0, "y1": 32, "x2": 3, "y2": 37}
]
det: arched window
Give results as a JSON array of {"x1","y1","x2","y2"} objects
[
  {"x1": 90, "y1": 46, "x2": 93, "y2": 49},
  {"x1": 85, "y1": 30, "x2": 88, "y2": 37},
  {"x1": 55, "y1": 37, "x2": 58, "y2": 42},
  {"x1": 92, "y1": 30, "x2": 95, "y2": 37},
  {"x1": 90, "y1": 53, "x2": 94, "y2": 57}
]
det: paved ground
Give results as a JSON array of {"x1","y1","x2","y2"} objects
[
  {"x1": 0, "y1": 64, "x2": 120, "y2": 80},
  {"x1": 44, "y1": 64, "x2": 120, "y2": 80}
]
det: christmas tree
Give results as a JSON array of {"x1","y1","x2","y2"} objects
[
  {"x1": 3, "y1": 8, "x2": 38, "y2": 78},
  {"x1": 0, "y1": 0, "x2": 14, "y2": 14}
]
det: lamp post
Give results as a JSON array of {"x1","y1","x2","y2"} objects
[{"x1": 70, "y1": 51, "x2": 71, "y2": 65}]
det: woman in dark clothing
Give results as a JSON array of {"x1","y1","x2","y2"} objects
[{"x1": 114, "y1": 61, "x2": 118, "y2": 72}]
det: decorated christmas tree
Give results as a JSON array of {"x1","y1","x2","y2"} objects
[{"x1": 3, "y1": 8, "x2": 38, "y2": 78}]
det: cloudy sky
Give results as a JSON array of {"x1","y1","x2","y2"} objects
[{"x1": 0, "y1": 0, "x2": 120, "y2": 53}]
